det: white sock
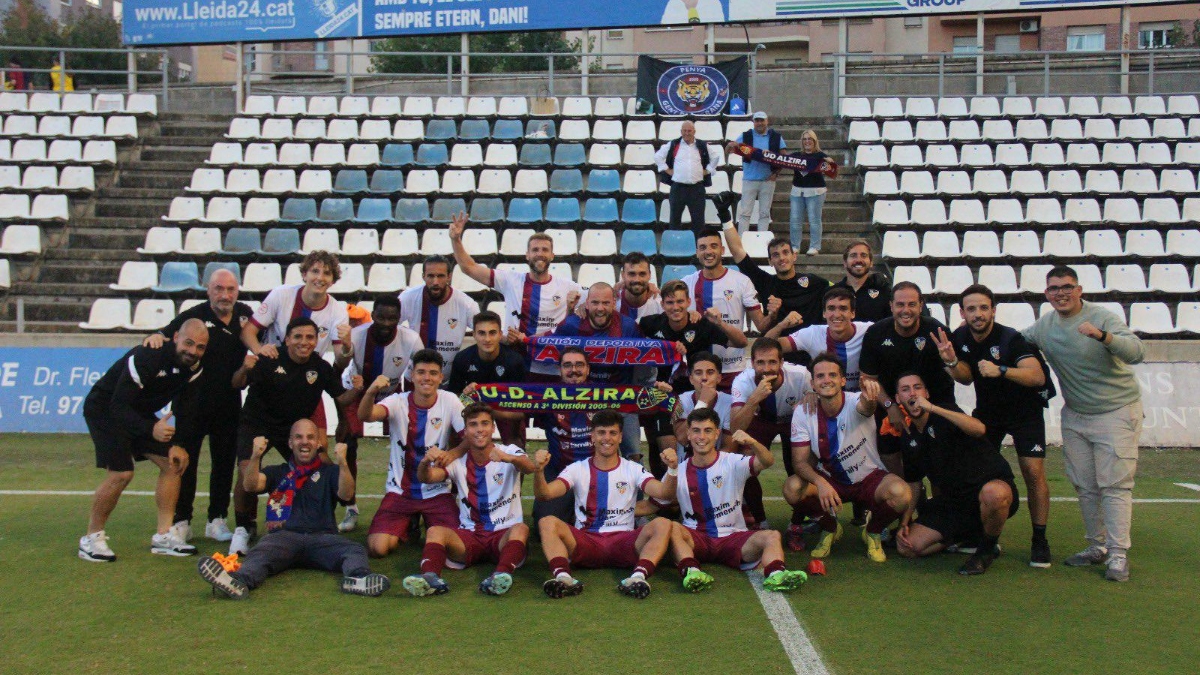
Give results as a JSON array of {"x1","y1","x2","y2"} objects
[{"x1": 630, "y1": 571, "x2": 646, "y2": 581}]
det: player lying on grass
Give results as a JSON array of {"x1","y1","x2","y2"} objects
[
  {"x1": 893, "y1": 373, "x2": 1019, "y2": 576},
  {"x1": 784, "y1": 353, "x2": 911, "y2": 562},
  {"x1": 402, "y1": 404, "x2": 535, "y2": 597},
  {"x1": 196, "y1": 419, "x2": 390, "y2": 599},
  {"x1": 668, "y1": 408, "x2": 808, "y2": 593},
  {"x1": 534, "y1": 409, "x2": 678, "y2": 599}
]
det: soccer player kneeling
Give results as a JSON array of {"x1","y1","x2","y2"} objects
[
  {"x1": 784, "y1": 353, "x2": 911, "y2": 562},
  {"x1": 402, "y1": 404, "x2": 535, "y2": 597},
  {"x1": 534, "y1": 410, "x2": 678, "y2": 599},
  {"x1": 669, "y1": 409, "x2": 808, "y2": 593}
]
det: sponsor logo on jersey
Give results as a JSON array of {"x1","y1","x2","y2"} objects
[
  {"x1": 552, "y1": 294, "x2": 562, "y2": 305},
  {"x1": 615, "y1": 480, "x2": 630, "y2": 495},
  {"x1": 318, "y1": 326, "x2": 329, "y2": 338},
  {"x1": 275, "y1": 366, "x2": 287, "y2": 375},
  {"x1": 430, "y1": 417, "x2": 443, "y2": 429},
  {"x1": 392, "y1": 356, "x2": 403, "y2": 366},
  {"x1": 306, "y1": 370, "x2": 318, "y2": 384},
  {"x1": 492, "y1": 471, "x2": 504, "y2": 485},
  {"x1": 723, "y1": 289, "x2": 735, "y2": 301},
  {"x1": 711, "y1": 475, "x2": 724, "y2": 489},
  {"x1": 157, "y1": 370, "x2": 167, "y2": 378},
  {"x1": 448, "y1": 318, "x2": 458, "y2": 329},
  {"x1": 883, "y1": 339, "x2": 894, "y2": 347}
]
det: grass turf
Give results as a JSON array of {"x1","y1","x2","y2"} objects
[{"x1": 1, "y1": 435, "x2": 1197, "y2": 674}]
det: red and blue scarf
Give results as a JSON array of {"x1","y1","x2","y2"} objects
[
  {"x1": 527, "y1": 336, "x2": 683, "y2": 367},
  {"x1": 265, "y1": 459, "x2": 323, "y2": 531},
  {"x1": 729, "y1": 143, "x2": 838, "y2": 178}
]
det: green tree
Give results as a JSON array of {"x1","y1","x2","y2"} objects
[
  {"x1": 0, "y1": 0, "x2": 64, "y2": 85},
  {"x1": 60, "y1": 9, "x2": 125, "y2": 86}
]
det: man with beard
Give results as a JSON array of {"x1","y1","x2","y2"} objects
[
  {"x1": 639, "y1": 280, "x2": 746, "y2": 392},
  {"x1": 399, "y1": 255, "x2": 480, "y2": 367},
  {"x1": 357, "y1": 349, "x2": 466, "y2": 559},
  {"x1": 723, "y1": 206, "x2": 831, "y2": 355},
  {"x1": 833, "y1": 241, "x2": 891, "y2": 322},
  {"x1": 859, "y1": 281, "x2": 955, "y2": 478},
  {"x1": 336, "y1": 295, "x2": 424, "y2": 533},
  {"x1": 534, "y1": 410, "x2": 679, "y2": 599},
  {"x1": 785, "y1": 354, "x2": 910, "y2": 560},
  {"x1": 730, "y1": 338, "x2": 813, "y2": 528},
  {"x1": 195, "y1": 420, "x2": 391, "y2": 599},
  {"x1": 401, "y1": 404, "x2": 535, "y2": 597},
  {"x1": 449, "y1": 311, "x2": 528, "y2": 446},
  {"x1": 79, "y1": 319, "x2": 208, "y2": 562},
  {"x1": 613, "y1": 252, "x2": 663, "y2": 321},
  {"x1": 143, "y1": 268, "x2": 252, "y2": 544},
  {"x1": 681, "y1": 229, "x2": 768, "y2": 389},
  {"x1": 932, "y1": 284, "x2": 1054, "y2": 568},
  {"x1": 894, "y1": 373, "x2": 1019, "y2": 576},
  {"x1": 451, "y1": 213, "x2": 581, "y2": 379},
  {"x1": 228, "y1": 318, "x2": 361, "y2": 556},
  {"x1": 765, "y1": 286, "x2": 872, "y2": 391}
]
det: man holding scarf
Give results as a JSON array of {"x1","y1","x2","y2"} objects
[{"x1": 196, "y1": 419, "x2": 390, "y2": 599}]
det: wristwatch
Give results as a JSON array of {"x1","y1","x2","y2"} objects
[
  {"x1": 999, "y1": 365, "x2": 1009, "y2": 377},
  {"x1": 882, "y1": 400, "x2": 893, "y2": 409}
]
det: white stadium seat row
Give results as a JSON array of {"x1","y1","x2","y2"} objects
[{"x1": 0, "y1": 92, "x2": 157, "y2": 115}]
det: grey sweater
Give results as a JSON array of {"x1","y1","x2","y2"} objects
[{"x1": 1022, "y1": 301, "x2": 1144, "y2": 414}]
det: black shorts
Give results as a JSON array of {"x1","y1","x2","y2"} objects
[
  {"x1": 86, "y1": 412, "x2": 169, "y2": 473},
  {"x1": 236, "y1": 426, "x2": 292, "y2": 462},
  {"x1": 640, "y1": 412, "x2": 675, "y2": 440},
  {"x1": 916, "y1": 478, "x2": 1020, "y2": 543},
  {"x1": 980, "y1": 416, "x2": 1046, "y2": 459}
]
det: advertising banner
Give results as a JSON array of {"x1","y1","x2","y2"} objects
[
  {"x1": 123, "y1": 0, "x2": 1176, "y2": 46},
  {"x1": 0, "y1": 347, "x2": 128, "y2": 433}
]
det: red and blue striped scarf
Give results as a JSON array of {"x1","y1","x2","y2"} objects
[{"x1": 265, "y1": 459, "x2": 323, "y2": 531}]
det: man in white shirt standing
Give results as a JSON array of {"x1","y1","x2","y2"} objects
[{"x1": 655, "y1": 120, "x2": 717, "y2": 231}]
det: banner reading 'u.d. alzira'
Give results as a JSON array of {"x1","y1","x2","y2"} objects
[{"x1": 122, "y1": 0, "x2": 1177, "y2": 46}]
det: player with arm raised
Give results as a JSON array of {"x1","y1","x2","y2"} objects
[{"x1": 533, "y1": 410, "x2": 678, "y2": 599}]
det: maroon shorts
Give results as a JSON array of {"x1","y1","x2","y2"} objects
[
  {"x1": 688, "y1": 528, "x2": 759, "y2": 570},
  {"x1": 367, "y1": 492, "x2": 458, "y2": 542},
  {"x1": 568, "y1": 527, "x2": 640, "y2": 569},
  {"x1": 310, "y1": 400, "x2": 328, "y2": 431},
  {"x1": 830, "y1": 469, "x2": 889, "y2": 506},
  {"x1": 718, "y1": 371, "x2": 741, "y2": 394},
  {"x1": 446, "y1": 528, "x2": 524, "y2": 570}
]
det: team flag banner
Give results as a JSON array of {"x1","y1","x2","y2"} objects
[
  {"x1": 727, "y1": 143, "x2": 839, "y2": 178},
  {"x1": 527, "y1": 336, "x2": 684, "y2": 367},
  {"x1": 635, "y1": 56, "x2": 750, "y2": 116},
  {"x1": 466, "y1": 383, "x2": 676, "y2": 414}
]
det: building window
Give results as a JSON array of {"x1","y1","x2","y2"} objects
[
  {"x1": 904, "y1": 17, "x2": 922, "y2": 28},
  {"x1": 994, "y1": 35, "x2": 1021, "y2": 53},
  {"x1": 112, "y1": 1, "x2": 122, "y2": 19},
  {"x1": 314, "y1": 43, "x2": 329, "y2": 72},
  {"x1": 1066, "y1": 26, "x2": 1106, "y2": 52},
  {"x1": 1138, "y1": 22, "x2": 1176, "y2": 49},
  {"x1": 607, "y1": 30, "x2": 624, "y2": 40},
  {"x1": 952, "y1": 37, "x2": 981, "y2": 55}
]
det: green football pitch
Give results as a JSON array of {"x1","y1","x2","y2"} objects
[{"x1": 1, "y1": 435, "x2": 1197, "y2": 675}]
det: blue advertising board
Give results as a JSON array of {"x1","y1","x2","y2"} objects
[
  {"x1": 123, "y1": 0, "x2": 1177, "y2": 47},
  {"x1": 0, "y1": 347, "x2": 129, "y2": 433}
]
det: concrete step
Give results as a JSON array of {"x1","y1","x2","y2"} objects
[{"x1": 95, "y1": 200, "x2": 172, "y2": 218}]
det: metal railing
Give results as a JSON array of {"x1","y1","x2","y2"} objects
[
  {"x1": 236, "y1": 46, "x2": 757, "y2": 111},
  {"x1": 829, "y1": 49, "x2": 1200, "y2": 113},
  {"x1": 0, "y1": 45, "x2": 171, "y2": 110}
]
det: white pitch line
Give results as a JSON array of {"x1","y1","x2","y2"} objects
[
  {"x1": 747, "y1": 570, "x2": 831, "y2": 675},
  {"x1": 1174, "y1": 483, "x2": 1200, "y2": 492}
]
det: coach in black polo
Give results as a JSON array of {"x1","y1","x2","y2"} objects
[
  {"x1": 833, "y1": 240, "x2": 892, "y2": 322},
  {"x1": 229, "y1": 317, "x2": 361, "y2": 550}
]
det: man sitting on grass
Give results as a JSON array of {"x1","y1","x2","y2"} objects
[
  {"x1": 667, "y1": 408, "x2": 808, "y2": 593},
  {"x1": 196, "y1": 419, "x2": 390, "y2": 599}
]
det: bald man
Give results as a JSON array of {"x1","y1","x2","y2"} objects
[
  {"x1": 551, "y1": 283, "x2": 653, "y2": 459},
  {"x1": 143, "y1": 268, "x2": 254, "y2": 544},
  {"x1": 655, "y1": 120, "x2": 717, "y2": 231},
  {"x1": 80, "y1": 319, "x2": 209, "y2": 562}
]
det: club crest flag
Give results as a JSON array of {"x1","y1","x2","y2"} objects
[
  {"x1": 466, "y1": 383, "x2": 676, "y2": 415},
  {"x1": 636, "y1": 56, "x2": 749, "y2": 116},
  {"x1": 527, "y1": 336, "x2": 684, "y2": 367}
]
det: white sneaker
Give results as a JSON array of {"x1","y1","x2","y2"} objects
[
  {"x1": 171, "y1": 520, "x2": 193, "y2": 543},
  {"x1": 806, "y1": 247, "x2": 819, "y2": 256},
  {"x1": 205, "y1": 518, "x2": 233, "y2": 542},
  {"x1": 151, "y1": 531, "x2": 197, "y2": 557},
  {"x1": 338, "y1": 507, "x2": 359, "y2": 533},
  {"x1": 229, "y1": 527, "x2": 251, "y2": 556},
  {"x1": 79, "y1": 531, "x2": 116, "y2": 562}
]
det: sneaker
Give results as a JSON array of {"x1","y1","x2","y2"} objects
[
  {"x1": 862, "y1": 530, "x2": 886, "y2": 563},
  {"x1": 1064, "y1": 545, "x2": 1108, "y2": 567},
  {"x1": 79, "y1": 531, "x2": 116, "y2": 563},
  {"x1": 1105, "y1": 554, "x2": 1129, "y2": 582},
  {"x1": 197, "y1": 555, "x2": 248, "y2": 599},
  {"x1": 682, "y1": 568, "x2": 714, "y2": 593},
  {"x1": 342, "y1": 573, "x2": 391, "y2": 597},
  {"x1": 801, "y1": 517, "x2": 823, "y2": 535},
  {"x1": 337, "y1": 508, "x2": 359, "y2": 533},
  {"x1": 618, "y1": 575, "x2": 651, "y2": 599},
  {"x1": 809, "y1": 523, "x2": 843, "y2": 558},
  {"x1": 543, "y1": 575, "x2": 584, "y2": 599},
  {"x1": 205, "y1": 518, "x2": 233, "y2": 542},
  {"x1": 958, "y1": 549, "x2": 998, "y2": 576},
  {"x1": 228, "y1": 527, "x2": 251, "y2": 556},
  {"x1": 1029, "y1": 539, "x2": 1052, "y2": 569},
  {"x1": 172, "y1": 520, "x2": 193, "y2": 542},
  {"x1": 479, "y1": 572, "x2": 513, "y2": 596},
  {"x1": 785, "y1": 524, "x2": 806, "y2": 552},
  {"x1": 806, "y1": 247, "x2": 819, "y2": 256},
  {"x1": 763, "y1": 569, "x2": 808, "y2": 592},
  {"x1": 402, "y1": 572, "x2": 449, "y2": 597},
  {"x1": 945, "y1": 540, "x2": 976, "y2": 554},
  {"x1": 151, "y1": 531, "x2": 198, "y2": 557}
]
